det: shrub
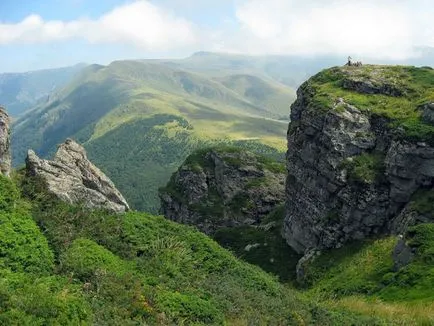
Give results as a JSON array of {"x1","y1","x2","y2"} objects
[
  {"x1": 0, "y1": 175, "x2": 20, "y2": 212},
  {"x1": 0, "y1": 211, "x2": 54, "y2": 275},
  {"x1": 60, "y1": 238, "x2": 129, "y2": 280},
  {"x1": 0, "y1": 269, "x2": 91, "y2": 325},
  {"x1": 155, "y1": 290, "x2": 224, "y2": 324},
  {"x1": 343, "y1": 153, "x2": 384, "y2": 184}
]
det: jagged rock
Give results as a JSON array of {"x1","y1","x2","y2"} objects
[
  {"x1": 26, "y1": 138, "x2": 129, "y2": 213},
  {"x1": 159, "y1": 148, "x2": 285, "y2": 234},
  {"x1": 0, "y1": 107, "x2": 11, "y2": 176},
  {"x1": 284, "y1": 66, "x2": 434, "y2": 254}
]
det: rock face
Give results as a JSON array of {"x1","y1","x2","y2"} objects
[
  {"x1": 26, "y1": 139, "x2": 129, "y2": 213},
  {"x1": 285, "y1": 65, "x2": 434, "y2": 253},
  {"x1": 0, "y1": 107, "x2": 11, "y2": 176},
  {"x1": 160, "y1": 147, "x2": 285, "y2": 234}
]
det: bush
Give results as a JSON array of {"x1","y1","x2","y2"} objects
[
  {"x1": 0, "y1": 175, "x2": 20, "y2": 212},
  {"x1": 343, "y1": 153, "x2": 384, "y2": 184},
  {"x1": 0, "y1": 269, "x2": 91, "y2": 325},
  {"x1": 0, "y1": 211, "x2": 54, "y2": 275},
  {"x1": 155, "y1": 290, "x2": 224, "y2": 324},
  {"x1": 60, "y1": 238, "x2": 129, "y2": 280}
]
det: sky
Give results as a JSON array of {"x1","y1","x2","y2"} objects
[{"x1": 0, "y1": 0, "x2": 433, "y2": 72}]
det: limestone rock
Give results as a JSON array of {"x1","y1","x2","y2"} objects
[
  {"x1": 0, "y1": 107, "x2": 11, "y2": 176},
  {"x1": 284, "y1": 66, "x2": 434, "y2": 254},
  {"x1": 159, "y1": 148, "x2": 285, "y2": 234},
  {"x1": 26, "y1": 138, "x2": 129, "y2": 213}
]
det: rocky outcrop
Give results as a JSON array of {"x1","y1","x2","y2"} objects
[
  {"x1": 160, "y1": 148, "x2": 285, "y2": 234},
  {"x1": 26, "y1": 138, "x2": 129, "y2": 213},
  {"x1": 284, "y1": 65, "x2": 434, "y2": 254},
  {"x1": 392, "y1": 236, "x2": 415, "y2": 271},
  {"x1": 0, "y1": 107, "x2": 11, "y2": 176}
]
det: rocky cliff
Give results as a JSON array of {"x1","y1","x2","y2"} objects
[
  {"x1": 0, "y1": 107, "x2": 11, "y2": 176},
  {"x1": 159, "y1": 147, "x2": 300, "y2": 279},
  {"x1": 160, "y1": 147, "x2": 285, "y2": 234},
  {"x1": 285, "y1": 65, "x2": 434, "y2": 254},
  {"x1": 26, "y1": 138, "x2": 129, "y2": 213}
]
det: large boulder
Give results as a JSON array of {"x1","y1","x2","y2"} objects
[
  {"x1": 26, "y1": 138, "x2": 129, "y2": 213},
  {"x1": 0, "y1": 107, "x2": 11, "y2": 176}
]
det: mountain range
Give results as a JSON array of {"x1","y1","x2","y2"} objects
[{"x1": 8, "y1": 52, "x2": 316, "y2": 212}]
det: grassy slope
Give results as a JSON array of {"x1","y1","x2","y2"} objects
[
  {"x1": 217, "y1": 74, "x2": 294, "y2": 117},
  {"x1": 308, "y1": 65, "x2": 434, "y2": 142},
  {"x1": 300, "y1": 225, "x2": 434, "y2": 325},
  {"x1": 0, "y1": 173, "x2": 388, "y2": 325},
  {"x1": 12, "y1": 59, "x2": 290, "y2": 212}
]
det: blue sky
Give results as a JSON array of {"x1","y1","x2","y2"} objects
[{"x1": 0, "y1": 0, "x2": 432, "y2": 72}]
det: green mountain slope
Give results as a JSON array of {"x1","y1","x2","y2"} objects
[
  {"x1": 165, "y1": 51, "x2": 341, "y2": 88},
  {"x1": 12, "y1": 58, "x2": 291, "y2": 212},
  {"x1": 0, "y1": 173, "x2": 386, "y2": 325},
  {"x1": 0, "y1": 64, "x2": 86, "y2": 116},
  {"x1": 217, "y1": 74, "x2": 294, "y2": 116}
]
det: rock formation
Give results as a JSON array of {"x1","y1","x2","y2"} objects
[
  {"x1": 0, "y1": 107, "x2": 11, "y2": 176},
  {"x1": 285, "y1": 65, "x2": 434, "y2": 254},
  {"x1": 160, "y1": 147, "x2": 285, "y2": 234},
  {"x1": 26, "y1": 138, "x2": 129, "y2": 213}
]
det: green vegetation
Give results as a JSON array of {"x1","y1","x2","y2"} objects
[
  {"x1": 12, "y1": 59, "x2": 290, "y2": 213},
  {"x1": 378, "y1": 223, "x2": 434, "y2": 303},
  {"x1": 214, "y1": 205, "x2": 300, "y2": 281},
  {"x1": 411, "y1": 189, "x2": 434, "y2": 218},
  {"x1": 1, "y1": 156, "x2": 432, "y2": 324},
  {"x1": 304, "y1": 238, "x2": 397, "y2": 294},
  {"x1": 0, "y1": 176, "x2": 53, "y2": 275},
  {"x1": 0, "y1": 171, "x2": 387, "y2": 325},
  {"x1": 85, "y1": 114, "x2": 285, "y2": 212},
  {"x1": 300, "y1": 222, "x2": 434, "y2": 324},
  {"x1": 308, "y1": 65, "x2": 434, "y2": 142},
  {"x1": 343, "y1": 152, "x2": 384, "y2": 184}
]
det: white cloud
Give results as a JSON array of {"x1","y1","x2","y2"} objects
[
  {"x1": 227, "y1": 0, "x2": 432, "y2": 60},
  {"x1": 0, "y1": 0, "x2": 433, "y2": 60},
  {"x1": 0, "y1": 1, "x2": 196, "y2": 50}
]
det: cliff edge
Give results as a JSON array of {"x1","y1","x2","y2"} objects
[{"x1": 285, "y1": 65, "x2": 434, "y2": 253}]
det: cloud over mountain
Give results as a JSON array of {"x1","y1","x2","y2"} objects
[
  {"x1": 0, "y1": 0, "x2": 433, "y2": 60},
  {"x1": 0, "y1": 1, "x2": 196, "y2": 50}
]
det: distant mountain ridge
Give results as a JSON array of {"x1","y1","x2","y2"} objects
[
  {"x1": 0, "y1": 64, "x2": 86, "y2": 116},
  {"x1": 11, "y1": 55, "x2": 297, "y2": 212}
]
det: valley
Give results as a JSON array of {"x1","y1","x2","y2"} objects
[{"x1": 9, "y1": 53, "x2": 299, "y2": 212}]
